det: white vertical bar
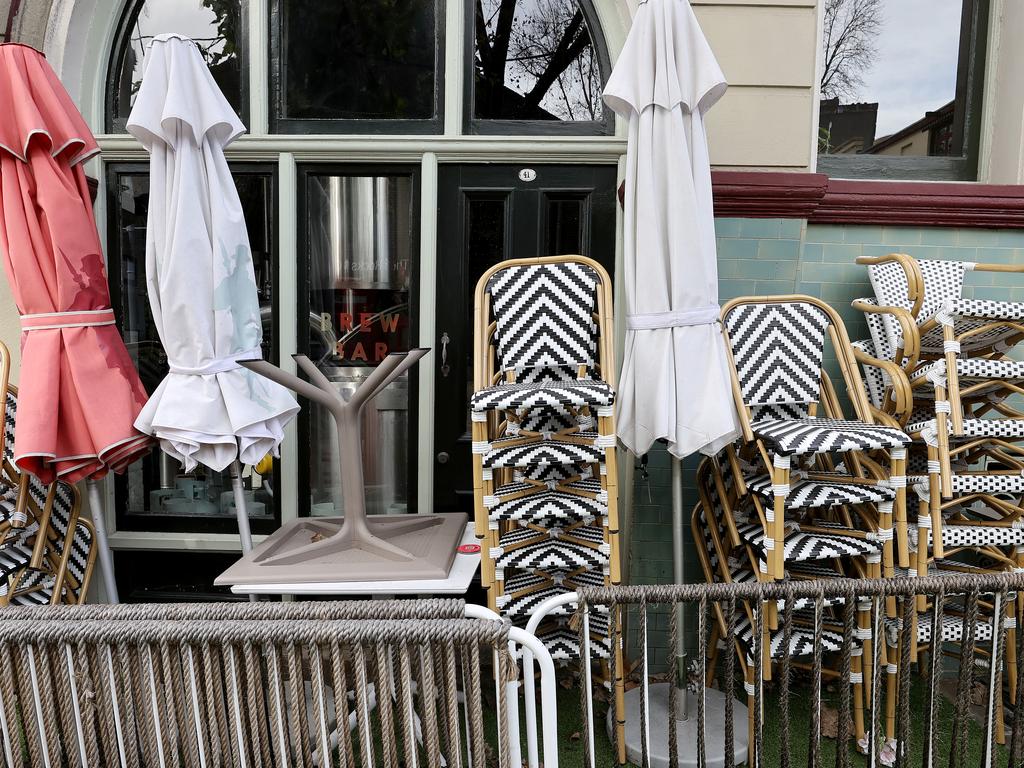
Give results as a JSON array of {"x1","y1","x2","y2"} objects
[
  {"x1": 26, "y1": 646, "x2": 51, "y2": 768},
  {"x1": 227, "y1": 649, "x2": 249, "y2": 768},
  {"x1": 146, "y1": 648, "x2": 167, "y2": 768},
  {"x1": 186, "y1": 648, "x2": 207, "y2": 768},
  {"x1": 417, "y1": 152, "x2": 439, "y2": 513},
  {"x1": 278, "y1": 152, "x2": 299, "y2": 527},
  {"x1": 247, "y1": 0, "x2": 270, "y2": 135},
  {"x1": 104, "y1": 646, "x2": 128, "y2": 767},
  {"x1": 442, "y1": 0, "x2": 465, "y2": 136},
  {"x1": 64, "y1": 646, "x2": 88, "y2": 768}
]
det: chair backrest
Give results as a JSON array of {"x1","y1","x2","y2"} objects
[
  {"x1": 868, "y1": 258, "x2": 970, "y2": 325},
  {"x1": 486, "y1": 260, "x2": 601, "y2": 379},
  {"x1": 722, "y1": 298, "x2": 833, "y2": 419}
]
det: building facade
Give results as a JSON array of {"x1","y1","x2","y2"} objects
[{"x1": 1, "y1": 0, "x2": 1023, "y2": 607}]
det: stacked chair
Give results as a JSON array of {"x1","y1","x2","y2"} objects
[
  {"x1": 469, "y1": 255, "x2": 625, "y2": 756},
  {"x1": 705, "y1": 295, "x2": 914, "y2": 753},
  {"x1": 0, "y1": 341, "x2": 96, "y2": 605},
  {"x1": 852, "y1": 254, "x2": 1024, "y2": 742}
]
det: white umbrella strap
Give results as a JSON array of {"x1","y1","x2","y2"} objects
[
  {"x1": 20, "y1": 308, "x2": 115, "y2": 330},
  {"x1": 168, "y1": 346, "x2": 263, "y2": 375},
  {"x1": 626, "y1": 305, "x2": 720, "y2": 330}
]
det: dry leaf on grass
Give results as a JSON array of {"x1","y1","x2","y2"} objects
[
  {"x1": 820, "y1": 704, "x2": 839, "y2": 739},
  {"x1": 570, "y1": 731, "x2": 582, "y2": 741}
]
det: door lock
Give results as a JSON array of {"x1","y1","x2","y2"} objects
[{"x1": 437, "y1": 452, "x2": 450, "y2": 464}]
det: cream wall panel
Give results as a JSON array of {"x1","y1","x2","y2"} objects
[
  {"x1": 707, "y1": 87, "x2": 814, "y2": 168},
  {"x1": 695, "y1": 5, "x2": 816, "y2": 87},
  {"x1": 978, "y1": 0, "x2": 1024, "y2": 184}
]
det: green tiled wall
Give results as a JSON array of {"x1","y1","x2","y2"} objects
[{"x1": 626, "y1": 218, "x2": 1024, "y2": 668}]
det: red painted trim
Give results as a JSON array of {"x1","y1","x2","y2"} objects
[{"x1": 711, "y1": 170, "x2": 1024, "y2": 229}]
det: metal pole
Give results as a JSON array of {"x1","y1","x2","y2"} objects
[
  {"x1": 230, "y1": 460, "x2": 258, "y2": 602},
  {"x1": 671, "y1": 455, "x2": 689, "y2": 720},
  {"x1": 85, "y1": 479, "x2": 119, "y2": 603}
]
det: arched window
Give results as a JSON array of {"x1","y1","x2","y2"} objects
[
  {"x1": 107, "y1": 0, "x2": 248, "y2": 133},
  {"x1": 471, "y1": 0, "x2": 612, "y2": 134}
]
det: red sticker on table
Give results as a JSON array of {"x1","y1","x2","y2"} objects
[{"x1": 457, "y1": 544, "x2": 481, "y2": 554}]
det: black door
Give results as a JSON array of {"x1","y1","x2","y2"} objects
[{"x1": 433, "y1": 163, "x2": 617, "y2": 512}]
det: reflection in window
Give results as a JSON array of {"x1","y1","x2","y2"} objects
[
  {"x1": 305, "y1": 174, "x2": 415, "y2": 516},
  {"x1": 110, "y1": 0, "x2": 245, "y2": 132},
  {"x1": 818, "y1": 0, "x2": 963, "y2": 157},
  {"x1": 276, "y1": 0, "x2": 438, "y2": 123},
  {"x1": 474, "y1": 0, "x2": 604, "y2": 122},
  {"x1": 109, "y1": 170, "x2": 277, "y2": 530}
]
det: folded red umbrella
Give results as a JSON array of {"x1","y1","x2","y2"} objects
[{"x1": 0, "y1": 43, "x2": 151, "y2": 484}]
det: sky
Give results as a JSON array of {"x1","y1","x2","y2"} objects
[{"x1": 855, "y1": 0, "x2": 963, "y2": 138}]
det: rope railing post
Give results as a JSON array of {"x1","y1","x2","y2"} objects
[
  {"x1": 639, "y1": 597, "x2": 650, "y2": 768},
  {"x1": 667, "y1": 599, "x2": 679, "y2": 768},
  {"x1": 809, "y1": 593, "x2": 824, "y2": 768},
  {"x1": 723, "y1": 596, "x2": 736, "y2": 768},
  {"x1": 779, "y1": 585, "x2": 794, "y2": 768},
  {"x1": 697, "y1": 594, "x2": 707, "y2": 768}
]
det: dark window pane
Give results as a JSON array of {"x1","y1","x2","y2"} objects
[
  {"x1": 305, "y1": 174, "x2": 415, "y2": 516},
  {"x1": 110, "y1": 0, "x2": 245, "y2": 133},
  {"x1": 544, "y1": 196, "x2": 583, "y2": 254},
  {"x1": 109, "y1": 169, "x2": 277, "y2": 532},
  {"x1": 279, "y1": 0, "x2": 437, "y2": 121},
  {"x1": 819, "y1": 0, "x2": 963, "y2": 158},
  {"x1": 473, "y1": 0, "x2": 604, "y2": 122}
]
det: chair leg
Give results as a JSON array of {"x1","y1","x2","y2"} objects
[
  {"x1": 884, "y1": 641, "x2": 898, "y2": 742},
  {"x1": 771, "y1": 460, "x2": 789, "y2": 582},
  {"x1": 614, "y1": 608, "x2": 627, "y2": 766},
  {"x1": 853, "y1": 647, "x2": 866, "y2": 745},
  {"x1": 942, "y1": 324, "x2": 964, "y2": 435},
  {"x1": 879, "y1": 501, "x2": 897, "y2": 618},
  {"x1": 927, "y1": 445, "x2": 945, "y2": 557},
  {"x1": 858, "y1": 598, "x2": 873, "y2": 704},
  {"x1": 916, "y1": 500, "x2": 931, "y2": 614},
  {"x1": 891, "y1": 449, "x2": 909, "y2": 568},
  {"x1": 934, "y1": 384, "x2": 954, "y2": 499}
]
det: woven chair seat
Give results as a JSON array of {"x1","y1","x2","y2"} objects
[
  {"x1": 495, "y1": 531, "x2": 608, "y2": 573},
  {"x1": 745, "y1": 473, "x2": 895, "y2": 508},
  {"x1": 923, "y1": 523, "x2": 1024, "y2": 549},
  {"x1": 498, "y1": 571, "x2": 608, "y2": 618},
  {"x1": 910, "y1": 472, "x2": 1024, "y2": 495},
  {"x1": 487, "y1": 479, "x2": 606, "y2": 525},
  {"x1": 736, "y1": 522, "x2": 882, "y2": 571},
  {"x1": 470, "y1": 379, "x2": 614, "y2": 414},
  {"x1": 733, "y1": 612, "x2": 845, "y2": 662},
  {"x1": 539, "y1": 625, "x2": 612, "y2": 662},
  {"x1": 906, "y1": 417, "x2": 1024, "y2": 445},
  {"x1": 750, "y1": 417, "x2": 910, "y2": 456},
  {"x1": 896, "y1": 612, "x2": 997, "y2": 644},
  {"x1": 481, "y1": 435, "x2": 605, "y2": 469},
  {"x1": 910, "y1": 358, "x2": 1024, "y2": 386}
]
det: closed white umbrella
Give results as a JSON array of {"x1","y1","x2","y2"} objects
[
  {"x1": 126, "y1": 34, "x2": 299, "y2": 552},
  {"x1": 603, "y1": 1, "x2": 745, "y2": 764}
]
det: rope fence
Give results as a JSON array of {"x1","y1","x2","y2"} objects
[{"x1": 563, "y1": 572, "x2": 1024, "y2": 768}]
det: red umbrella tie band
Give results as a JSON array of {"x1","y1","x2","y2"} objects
[{"x1": 19, "y1": 309, "x2": 116, "y2": 331}]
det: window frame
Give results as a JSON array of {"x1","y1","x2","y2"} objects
[
  {"x1": 105, "y1": 0, "x2": 252, "y2": 134},
  {"x1": 105, "y1": 161, "x2": 283, "y2": 536},
  {"x1": 463, "y1": 0, "x2": 614, "y2": 136},
  {"x1": 295, "y1": 162, "x2": 422, "y2": 519},
  {"x1": 268, "y1": 0, "x2": 447, "y2": 135},
  {"x1": 816, "y1": 0, "x2": 989, "y2": 181}
]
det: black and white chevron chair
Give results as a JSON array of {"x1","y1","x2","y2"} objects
[
  {"x1": 692, "y1": 459, "x2": 871, "y2": 748},
  {"x1": 470, "y1": 255, "x2": 623, "y2": 737},
  {"x1": 0, "y1": 383, "x2": 96, "y2": 605},
  {"x1": 720, "y1": 296, "x2": 912, "y2": 581}
]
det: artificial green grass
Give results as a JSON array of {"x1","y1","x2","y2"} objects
[{"x1": 486, "y1": 675, "x2": 1008, "y2": 767}]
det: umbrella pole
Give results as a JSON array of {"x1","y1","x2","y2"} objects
[
  {"x1": 229, "y1": 460, "x2": 259, "y2": 603},
  {"x1": 85, "y1": 479, "x2": 120, "y2": 603},
  {"x1": 671, "y1": 455, "x2": 689, "y2": 720}
]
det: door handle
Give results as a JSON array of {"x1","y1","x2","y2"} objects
[{"x1": 440, "y1": 332, "x2": 451, "y2": 378}]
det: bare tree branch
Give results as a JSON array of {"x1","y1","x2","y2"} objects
[{"x1": 820, "y1": 0, "x2": 882, "y2": 100}]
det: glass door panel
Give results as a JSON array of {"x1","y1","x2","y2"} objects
[
  {"x1": 107, "y1": 165, "x2": 279, "y2": 534},
  {"x1": 301, "y1": 169, "x2": 418, "y2": 517}
]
